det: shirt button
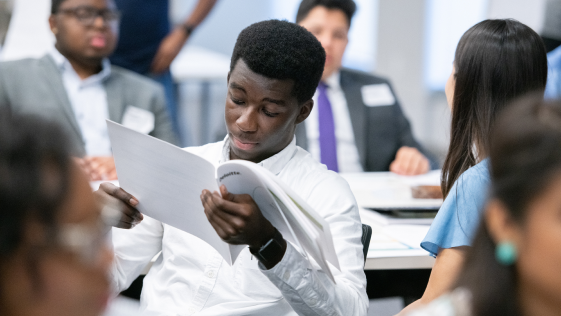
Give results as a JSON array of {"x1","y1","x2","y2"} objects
[
  {"x1": 187, "y1": 307, "x2": 196, "y2": 314},
  {"x1": 309, "y1": 298, "x2": 318, "y2": 306},
  {"x1": 283, "y1": 271, "x2": 291, "y2": 281},
  {"x1": 205, "y1": 270, "x2": 215, "y2": 278}
]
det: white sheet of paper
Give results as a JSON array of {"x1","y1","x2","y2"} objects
[
  {"x1": 361, "y1": 83, "x2": 396, "y2": 107},
  {"x1": 106, "y1": 120, "x2": 235, "y2": 264},
  {"x1": 121, "y1": 106, "x2": 155, "y2": 135}
]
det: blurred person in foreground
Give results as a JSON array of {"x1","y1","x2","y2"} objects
[
  {"x1": 97, "y1": 20, "x2": 368, "y2": 316},
  {"x1": 0, "y1": 111, "x2": 114, "y2": 316},
  {"x1": 406, "y1": 96, "x2": 561, "y2": 316},
  {"x1": 0, "y1": 0, "x2": 177, "y2": 181},
  {"x1": 110, "y1": 0, "x2": 218, "y2": 136},
  {"x1": 296, "y1": 0, "x2": 437, "y2": 175}
]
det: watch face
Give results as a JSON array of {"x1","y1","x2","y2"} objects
[{"x1": 254, "y1": 230, "x2": 284, "y2": 263}]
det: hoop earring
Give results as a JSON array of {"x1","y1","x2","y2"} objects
[{"x1": 495, "y1": 241, "x2": 517, "y2": 266}]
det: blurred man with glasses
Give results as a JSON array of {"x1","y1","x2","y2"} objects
[{"x1": 0, "y1": 0, "x2": 177, "y2": 181}]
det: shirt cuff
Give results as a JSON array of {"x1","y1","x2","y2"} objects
[
  {"x1": 259, "y1": 241, "x2": 307, "y2": 285},
  {"x1": 259, "y1": 242, "x2": 336, "y2": 313}
]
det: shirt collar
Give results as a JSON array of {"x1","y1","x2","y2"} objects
[
  {"x1": 49, "y1": 47, "x2": 111, "y2": 84},
  {"x1": 220, "y1": 135, "x2": 298, "y2": 175},
  {"x1": 323, "y1": 70, "x2": 341, "y2": 90}
]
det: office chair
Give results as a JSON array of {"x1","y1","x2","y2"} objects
[{"x1": 361, "y1": 224, "x2": 372, "y2": 266}]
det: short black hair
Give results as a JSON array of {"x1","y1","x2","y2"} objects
[
  {"x1": 296, "y1": 0, "x2": 357, "y2": 26},
  {"x1": 230, "y1": 20, "x2": 325, "y2": 104},
  {"x1": 51, "y1": 0, "x2": 67, "y2": 14}
]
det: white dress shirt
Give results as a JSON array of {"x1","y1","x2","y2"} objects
[
  {"x1": 306, "y1": 71, "x2": 364, "y2": 173},
  {"x1": 111, "y1": 136, "x2": 368, "y2": 316},
  {"x1": 49, "y1": 48, "x2": 112, "y2": 156}
]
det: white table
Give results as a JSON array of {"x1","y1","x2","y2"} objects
[
  {"x1": 341, "y1": 171, "x2": 442, "y2": 270},
  {"x1": 361, "y1": 208, "x2": 435, "y2": 270}
]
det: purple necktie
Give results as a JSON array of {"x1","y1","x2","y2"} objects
[{"x1": 318, "y1": 82, "x2": 339, "y2": 172}]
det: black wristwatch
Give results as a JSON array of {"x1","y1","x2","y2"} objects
[
  {"x1": 182, "y1": 23, "x2": 196, "y2": 36},
  {"x1": 249, "y1": 229, "x2": 284, "y2": 264}
]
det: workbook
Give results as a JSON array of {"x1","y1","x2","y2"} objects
[{"x1": 106, "y1": 120, "x2": 339, "y2": 282}]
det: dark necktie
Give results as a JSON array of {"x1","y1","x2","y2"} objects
[{"x1": 317, "y1": 82, "x2": 339, "y2": 172}]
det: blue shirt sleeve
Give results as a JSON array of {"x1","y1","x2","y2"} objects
[
  {"x1": 421, "y1": 159, "x2": 491, "y2": 257},
  {"x1": 545, "y1": 46, "x2": 561, "y2": 99}
]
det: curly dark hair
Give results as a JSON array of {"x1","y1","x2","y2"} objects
[
  {"x1": 230, "y1": 19, "x2": 326, "y2": 104},
  {"x1": 296, "y1": 0, "x2": 357, "y2": 26},
  {"x1": 0, "y1": 110, "x2": 72, "y2": 262}
]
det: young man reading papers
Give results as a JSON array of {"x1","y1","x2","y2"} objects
[{"x1": 97, "y1": 20, "x2": 368, "y2": 315}]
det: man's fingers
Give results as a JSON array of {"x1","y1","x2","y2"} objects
[
  {"x1": 219, "y1": 185, "x2": 236, "y2": 202},
  {"x1": 202, "y1": 191, "x2": 242, "y2": 225},
  {"x1": 120, "y1": 203, "x2": 143, "y2": 222},
  {"x1": 391, "y1": 147, "x2": 430, "y2": 175},
  {"x1": 151, "y1": 51, "x2": 170, "y2": 74},
  {"x1": 201, "y1": 192, "x2": 239, "y2": 240},
  {"x1": 115, "y1": 219, "x2": 137, "y2": 229},
  {"x1": 99, "y1": 182, "x2": 138, "y2": 206}
]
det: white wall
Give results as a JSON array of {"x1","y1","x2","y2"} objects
[{"x1": 487, "y1": 0, "x2": 547, "y2": 33}]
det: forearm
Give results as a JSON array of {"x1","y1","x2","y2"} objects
[
  {"x1": 261, "y1": 242, "x2": 368, "y2": 316},
  {"x1": 183, "y1": 0, "x2": 217, "y2": 27},
  {"x1": 397, "y1": 247, "x2": 468, "y2": 315}
]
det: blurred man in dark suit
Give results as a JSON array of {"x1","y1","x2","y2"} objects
[{"x1": 296, "y1": 0, "x2": 437, "y2": 174}]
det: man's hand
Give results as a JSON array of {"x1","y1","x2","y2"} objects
[
  {"x1": 389, "y1": 146, "x2": 430, "y2": 176},
  {"x1": 75, "y1": 156, "x2": 117, "y2": 181},
  {"x1": 94, "y1": 182, "x2": 143, "y2": 229},
  {"x1": 200, "y1": 185, "x2": 277, "y2": 249},
  {"x1": 151, "y1": 27, "x2": 189, "y2": 74}
]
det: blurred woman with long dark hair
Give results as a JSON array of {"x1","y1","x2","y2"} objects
[
  {"x1": 399, "y1": 19, "x2": 548, "y2": 313},
  {"x1": 407, "y1": 96, "x2": 561, "y2": 316},
  {"x1": 0, "y1": 112, "x2": 113, "y2": 316}
]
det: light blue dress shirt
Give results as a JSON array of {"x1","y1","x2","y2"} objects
[
  {"x1": 545, "y1": 45, "x2": 561, "y2": 99},
  {"x1": 421, "y1": 159, "x2": 490, "y2": 257}
]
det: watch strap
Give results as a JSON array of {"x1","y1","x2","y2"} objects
[
  {"x1": 182, "y1": 23, "x2": 196, "y2": 36},
  {"x1": 250, "y1": 229, "x2": 284, "y2": 264}
]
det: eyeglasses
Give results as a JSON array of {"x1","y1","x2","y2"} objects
[{"x1": 57, "y1": 6, "x2": 120, "y2": 26}]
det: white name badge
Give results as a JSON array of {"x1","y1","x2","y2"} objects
[
  {"x1": 361, "y1": 83, "x2": 396, "y2": 107},
  {"x1": 122, "y1": 106, "x2": 155, "y2": 135}
]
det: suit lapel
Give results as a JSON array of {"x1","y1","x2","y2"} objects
[
  {"x1": 340, "y1": 70, "x2": 367, "y2": 167},
  {"x1": 105, "y1": 69, "x2": 126, "y2": 123},
  {"x1": 39, "y1": 55, "x2": 83, "y2": 139}
]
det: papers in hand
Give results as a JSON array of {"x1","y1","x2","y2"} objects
[{"x1": 106, "y1": 120, "x2": 339, "y2": 282}]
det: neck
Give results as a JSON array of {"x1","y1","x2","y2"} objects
[
  {"x1": 519, "y1": 281, "x2": 561, "y2": 316},
  {"x1": 67, "y1": 57, "x2": 103, "y2": 80},
  {"x1": 55, "y1": 45, "x2": 103, "y2": 80}
]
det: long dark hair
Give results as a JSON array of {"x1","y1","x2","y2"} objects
[
  {"x1": 441, "y1": 19, "x2": 547, "y2": 198},
  {"x1": 455, "y1": 96, "x2": 561, "y2": 316},
  {"x1": 0, "y1": 110, "x2": 72, "y2": 305}
]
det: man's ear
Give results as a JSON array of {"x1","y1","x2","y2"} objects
[
  {"x1": 485, "y1": 199, "x2": 523, "y2": 247},
  {"x1": 49, "y1": 15, "x2": 58, "y2": 35},
  {"x1": 295, "y1": 99, "x2": 313, "y2": 124}
]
